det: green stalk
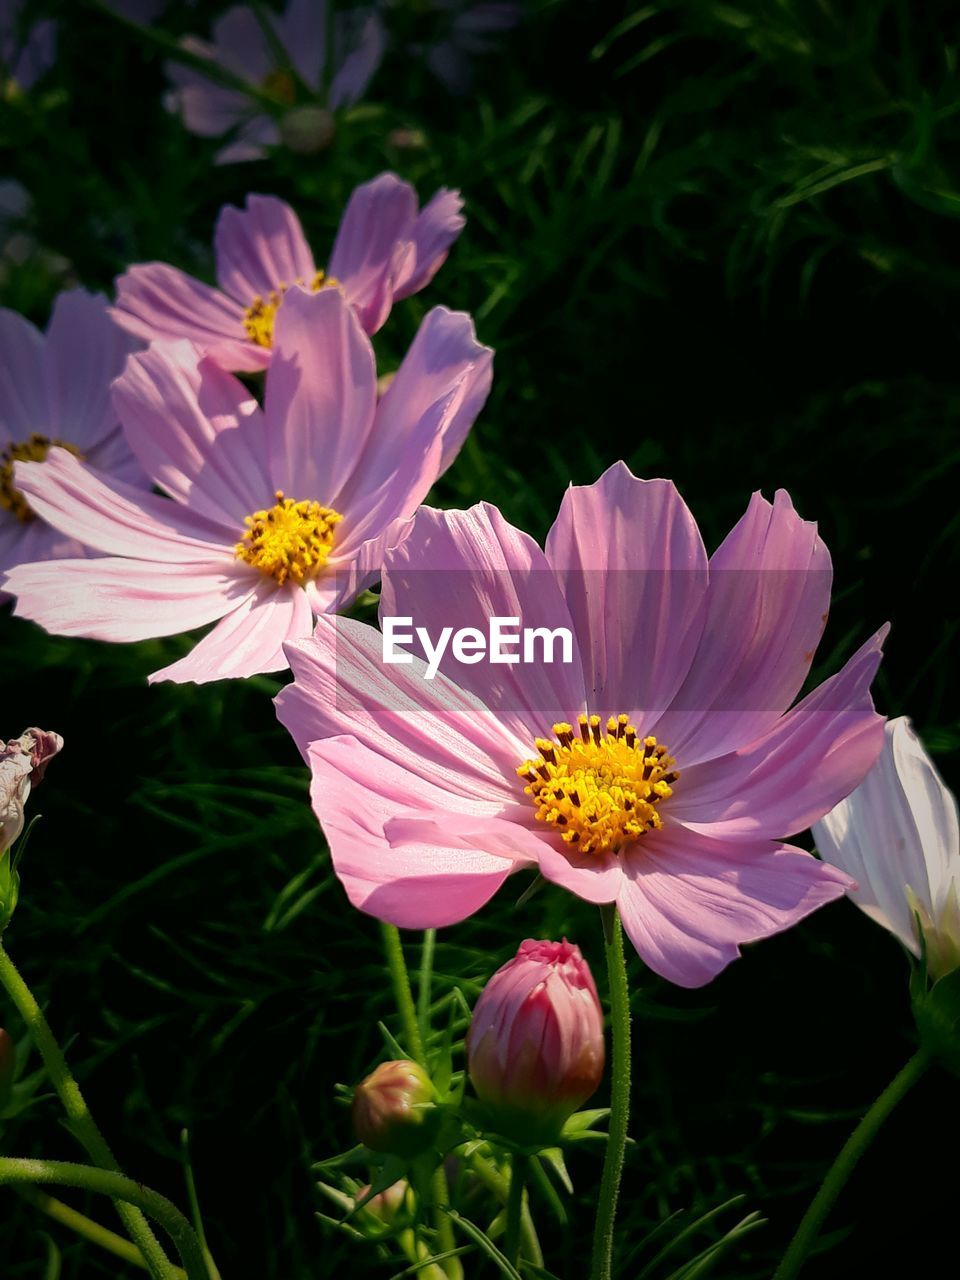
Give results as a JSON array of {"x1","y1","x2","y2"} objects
[
  {"x1": 590, "y1": 906, "x2": 632, "y2": 1280},
  {"x1": 772, "y1": 1049, "x2": 930, "y2": 1280},
  {"x1": 13, "y1": 1185, "x2": 186, "y2": 1278},
  {"x1": 380, "y1": 922, "x2": 425, "y2": 1064},
  {"x1": 0, "y1": 1159, "x2": 207, "y2": 1280},
  {"x1": 0, "y1": 941, "x2": 179, "y2": 1280},
  {"x1": 503, "y1": 1152, "x2": 529, "y2": 1268}
]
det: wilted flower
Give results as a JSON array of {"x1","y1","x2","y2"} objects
[
  {"x1": 0, "y1": 727, "x2": 62, "y2": 856},
  {"x1": 352, "y1": 1059, "x2": 437, "y2": 1156},
  {"x1": 164, "y1": 0, "x2": 384, "y2": 164},
  {"x1": 113, "y1": 176, "x2": 465, "y2": 371},
  {"x1": 1, "y1": 0, "x2": 55, "y2": 95},
  {"x1": 814, "y1": 717, "x2": 960, "y2": 979},
  {"x1": 467, "y1": 939, "x2": 604, "y2": 1143},
  {"x1": 5, "y1": 288, "x2": 491, "y2": 684},
  {"x1": 276, "y1": 463, "x2": 887, "y2": 987},
  {"x1": 0, "y1": 290, "x2": 147, "y2": 594}
]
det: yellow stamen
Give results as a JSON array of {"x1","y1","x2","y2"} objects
[
  {"x1": 0, "y1": 435, "x2": 84, "y2": 523},
  {"x1": 517, "y1": 714, "x2": 678, "y2": 855},
  {"x1": 243, "y1": 270, "x2": 340, "y2": 349},
  {"x1": 261, "y1": 68, "x2": 297, "y2": 105},
  {"x1": 235, "y1": 490, "x2": 342, "y2": 586}
]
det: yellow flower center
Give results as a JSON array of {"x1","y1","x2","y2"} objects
[
  {"x1": 0, "y1": 435, "x2": 83, "y2": 523},
  {"x1": 235, "y1": 491, "x2": 342, "y2": 586},
  {"x1": 243, "y1": 270, "x2": 340, "y2": 349},
  {"x1": 261, "y1": 68, "x2": 297, "y2": 105},
  {"x1": 517, "y1": 715, "x2": 678, "y2": 855}
]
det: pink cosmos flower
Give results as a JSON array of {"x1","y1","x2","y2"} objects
[
  {"x1": 275, "y1": 462, "x2": 888, "y2": 988},
  {"x1": 0, "y1": 290, "x2": 146, "y2": 594},
  {"x1": 814, "y1": 717, "x2": 960, "y2": 979},
  {"x1": 467, "y1": 938, "x2": 604, "y2": 1142},
  {"x1": 164, "y1": 0, "x2": 385, "y2": 165},
  {"x1": 3, "y1": 287, "x2": 492, "y2": 684},
  {"x1": 112, "y1": 177, "x2": 465, "y2": 373}
]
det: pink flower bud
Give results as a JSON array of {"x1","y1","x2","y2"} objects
[
  {"x1": 354, "y1": 1179, "x2": 408, "y2": 1223},
  {"x1": 351, "y1": 1059, "x2": 437, "y2": 1156},
  {"x1": 0, "y1": 1027, "x2": 15, "y2": 1109},
  {"x1": 467, "y1": 938, "x2": 605, "y2": 1143},
  {"x1": 0, "y1": 727, "x2": 62, "y2": 856}
]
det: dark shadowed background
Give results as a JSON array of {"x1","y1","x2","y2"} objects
[{"x1": 2, "y1": 1, "x2": 959, "y2": 1275}]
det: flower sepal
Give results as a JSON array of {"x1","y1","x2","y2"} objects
[
  {"x1": 0, "y1": 851, "x2": 19, "y2": 933},
  {"x1": 911, "y1": 964, "x2": 960, "y2": 1078}
]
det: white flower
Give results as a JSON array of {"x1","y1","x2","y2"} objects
[{"x1": 814, "y1": 717, "x2": 960, "y2": 978}]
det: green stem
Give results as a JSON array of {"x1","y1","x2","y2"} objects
[
  {"x1": 590, "y1": 905, "x2": 632, "y2": 1280},
  {"x1": 467, "y1": 1153, "x2": 542, "y2": 1265},
  {"x1": 418, "y1": 928, "x2": 437, "y2": 1045},
  {"x1": 0, "y1": 941, "x2": 178, "y2": 1280},
  {"x1": 0, "y1": 1159, "x2": 207, "y2": 1280},
  {"x1": 13, "y1": 1186, "x2": 186, "y2": 1277},
  {"x1": 503, "y1": 1152, "x2": 528, "y2": 1268},
  {"x1": 772, "y1": 1049, "x2": 930, "y2": 1280},
  {"x1": 431, "y1": 1161, "x2": 463, "y2": 1280},
  {"x1": 380, "y1": 922, "x2": 425, "y2": 1065}
]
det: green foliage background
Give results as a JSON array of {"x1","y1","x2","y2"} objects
[{"x1": 2, "y1": 0, "x2": 959, "y2": 1275}]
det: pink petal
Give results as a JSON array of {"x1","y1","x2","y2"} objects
[
  {"x1": 544, "y1": 461, "x2": 709, "y2": 733},
  {"x1": 264, "y1": 286, "x2": 376, "y2": 506},
  {"x1": 306, "y1": 736, "x2": 516, "y2": 928},
  {"x1": 165, "y1": 68, "x2": 250, "y2": 138},
  {"x1": 5, "y1": 557, "x2": 246, "y2": 642},
  {"x1": 275, "y1": 0, "x2": 326, "y2": 88},
  {"x1": 43, "y1": 289, "x2": 139, "y2": 451},
  {"x1": 814, "y1": 716, "x2": 960, "y2": 953},
  {"x1": 149, "y1": 579, "x2": 313, "y2": 683},
  {"x1": 656, "y1": 489, "x2": 833, "y2": 765},
  {"x1": 327, "y1": 173, "x2": 418, "y2": 334},
  {"x1": 209, "y1": 6, "x2": 273, "y2": 82},
  {"x1": 671, "y1": 627, "x2": 889, "y2": 839},
  {"x1": 393, "y1": 189, "x2": 466, "y2": 300},
  {"x1": 82, "y1": 427, "x2": 149, "y2": 489},
  {"x1": 214, "y1": 195, "x2": 316, "y2": 304},
  {"x1": 362, "y1": 305, "x2": 492, "y2": 481},
  {"x1": 112, "y1": 264, "x2": 264, "y2": 373},
  {"x1": 276, "y1": 614, "x2": 522, "y2": 806},
  {"x1": 113, "y1": 340, "x2": 268, "y2": 529},
  {"x1": 534, "y1": 839, "x2": 626, "y2": 906},
  {"x1": 213, "y1": 115, "x2": 280, "y2": 167},
  {"x1": 378, "y1": 503, "x2": 588, "y2": 744},
  {"x1": 0, "y1": 308, "x2": 47, "y2": 442},
  {"x1": 328, "y1": 13, "x2": 385, "y2": 108},
  {"x1": 13, "y1": 448, "x2": 232, "y2": 562},
  {"x1": 617, "y1": 824, "x2": 851, "y2": 987}
]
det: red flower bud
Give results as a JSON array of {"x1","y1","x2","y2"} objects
[
  {"x1": 467, "y1": 938, "x2": 605, "y2": 1143},
  {"x1": 352, "y1": 1059, "x2": 437, "y2": 1156}
]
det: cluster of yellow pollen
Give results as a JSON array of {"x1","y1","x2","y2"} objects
[
  {"x1": 235, "y1": 491, "x2": 343, "y2": 586},
  {"x1": 0, "y1": 435, "x2": 83, "y2": 523},
  {"x1": 517, "y1": 714, "x2": 678, "y2": 856},
  {"x1": 243, "y1": 270, "x2": 340, "y2": 349}
]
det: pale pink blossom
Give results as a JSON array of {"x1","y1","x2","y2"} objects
[
  {"x1": 0, "y1": 290, "x2": 146, "y2": 596},
  {"x1": 276, "y1": 463, "x2": 887, "y2": 987},
  {"x1": 4, "y1": 288, "x2": 492, "y2": 685},
  {"x1": 112, "y1": 176, "x2": 464, "y2": 372}
]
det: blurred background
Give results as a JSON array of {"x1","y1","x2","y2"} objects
[{"x1": 2, "y1": 0, "x2": 959, "y2": 1275}]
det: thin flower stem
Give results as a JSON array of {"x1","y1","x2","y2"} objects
[
  {"x1": 503, "y1": 1152, "x2": 529, "y2": 1267},
  {"x1": 418, "y1": 928, "x2": 437, "y2": 1045},
  {"x1": 13, "y1": 1185, "x2": 186, "y2": 1278},
  {"x1": 380, "y1": 922, "x2": 425, "y2": 1064},
  {"x1": 0, "y1": 1159, "x2": 207, "y2": 1280},
  {"x1": 590, "y1": 905, "x2": 632, "y2": 1280},
  {"x1": 467, "y1": 1153, "x2": 542, "y2": 1265},
  {"x1": 0, "y1": 941, "x2": 178, "y2": 1280},
  {"x1": 431, "y1": 1164, "x2": 463, "y2": 1280},
  {"x1": 772, "y1": 1048, "x2": 930, "y2": 1280}
]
